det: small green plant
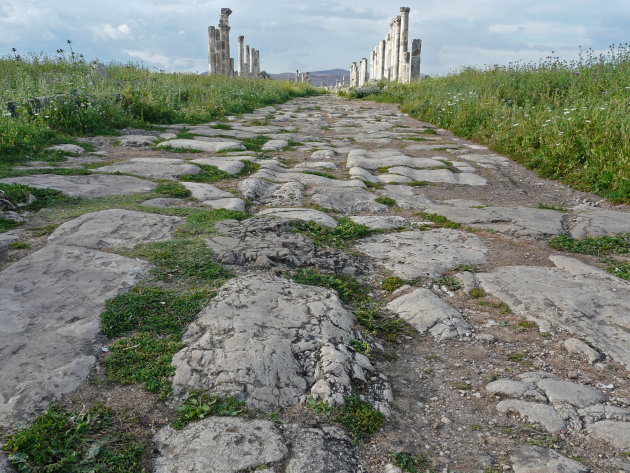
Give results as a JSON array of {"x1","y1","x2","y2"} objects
[
  {"x1": 2, "y1": 403, "x2": 143, "y2": 473},
  {"x1": 537, "y1": 202, "x2": 568, "y2": 212},
  {"x1": 422, "y1": 128, "x2": 437, "y2": 135},
  {"x1": 471, "y1": 424, "x2": 482, "y2": 431},
  {"x1": 415, "y1": 212, "x2": 461, "y2": 229},
  {"x1": 291, "y1": 217, "x2": 374, "y2": 249},
  {"x1": 549, "y1": 234, "x2": 629, "y2": 255},
  {"x1": 508, "y1": 352, "x2": 527, "y2": 363},
  {"x1": 175, "y1": 208, "x2": 247, "y2": 237},
  {"x1": 526, "y1": 434, "x2": 561, "y2": 448},
  {"x1": 452, "y1": 264, "x2": 477, "y2": 272},
  {"x1": 391, "y1": 452, "x2": 432, "y2": 473},
  {"x1": 605, "y1": 257, "x2": 630, "y2": 280},
  {"x1": 350, "y1": 338, "x2": 371, "y2": 357},
  {"x1": 454, "y1": 382, "x2": 471, "y2": 390},
  {"x1": 332, "y1": 395, "x2": 384, "y2": 442},
  {"x1": 171, "y1": 390, "x2": 248, "y2": 429},
  {"x1": 355, "y1": 303, "x2": 409, "y2": 342},
  {"x1": 8, "y1": 241, "x2": 30, "y2": 249},
  {"x1": 303, "y1": 170, "x2": 337, "y2": 179},
  {"x1": 0, "y1": 183, "x2": 79, "y2": 212},
  {"x1": 179, "y1": 164, "x2": 231, "y2": 183},
  {"x1": 155, "y1": 180, "x2": 191, "y2": 198},
  {"x1": 435, "y1": 275, "x2": 462, "y2": 290},
  {"x1": 485, "y1": 373, "x2": 502, "y2": 381},
  {"x1": 513, "y1": 320, "x2": 537, "y2": 332},
  {"x1": 0, "y1": 218, "x2": 21, "y2": 233},
  {"x1": 382, "y1": 276, "x2": 406, "y2": 292},
  {"x1": 491, "y1": 301, "x2": 512, "y2": 314},
  {"x1": 375, "y1": 196, "x2": 397, "y2": 207},
  {"x1": 211, "y1": 123, "x2": 232, "y2": 130},
  {"x1": 468, "y1": 288, "x2": 487, "y2": 298},
  {"x1": 240, "y1": 135, "x2": 270, "y2": 152},
  {"x1": 363, "y1": 180, "x2": 385, "y2": 189},
  {"x1": 288, "y1": 269, "x2": 369, "y2": 304},
  {"x1": 238, "y1": 160, "x2": 260, "y2": 177}
]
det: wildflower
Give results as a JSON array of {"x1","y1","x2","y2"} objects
[
  {"x1": 512, "y1": 123, "x2": 519, "y2": 127},
  {"x1": 585, "y1": 120, "x2": 591, "y2": 123},
  {"x1": 3, "y1": 112, "x2": 11, "y2": 117},
  {"x1": 545, "y1": 119, "x2": 551, "y2": 123},
  {"x1": 564, "y1": 111, "x2": 570, "y2": 114}
]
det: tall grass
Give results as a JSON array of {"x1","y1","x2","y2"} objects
[
  {"x1": 0, "y1": 47, "x2": 318, "y2": 166},
  {"x1": 367, "y1": 45, "x2": 630, "y2": 203}
]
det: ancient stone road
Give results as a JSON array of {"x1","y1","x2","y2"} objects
[{"x1": 1, "y1": 95, "x2": 630, "y2": 472}]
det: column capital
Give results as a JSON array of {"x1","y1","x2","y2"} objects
[
  {"x1": 400, "y1": 7, "x2": 410, "y2": 13},
  {"x1": 238, "y1": 35, "x2": 244, "y2": 42},
  {"x1": 220, "y1": 8, "x2": 232, "y2": 15}
]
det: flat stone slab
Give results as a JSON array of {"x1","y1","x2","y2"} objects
[
  {"x1": 202, "y1": 197, "x2": 245, "y2": 212},
  {"x1": 187, "y1": 126, "x2": 258, "y2": 140},
  {"x1": 171, "y1": 274, "x2": 390, "y2": 412},
  {"x1": 238, "y1": 178, "x2": 305, "y2": 207},
  {"x1": 0, "y1": 453, "x2": 15, "y2": 473},
  {"x1": 45, "y1": 144, "x2": 84, "y2": 155},
  {"x1": 422, "y1": 204, "x2": 566, "y2": 238},
  {"x1": 535, "y1": 378, "x2": 604, "y2": 408},
  {"x1": 486, "y1": 380, "x2": 546, "y2": 401},
  {"x1": 349, "y1": 216, "x2": 411, "y2": 230},
  {"x1": 311, "y1": 149, "x2": 337, "y2": 160},
  {"x1": 95, "y1": 158, "x2": 200, "y2": 179},
  {"x1": 0, "y1": 244, "x2": 150, "y2": 425},
  {"x1": 349, "y1": 167, "x2": 413, "y2": 184},
  {"x1": 309, "y1": 186, "x2": 388, "y2": 213},
  {"x1": 262, "y1": 139, "x2": 289, "y2": 150},
  {"x1": 47, "y1": 209, "x2": 182, "y2": 249},
  {"x1": 569, "y1": 208, "x2": 630, "y2": 238},
  {"x1": 141, "y1": 198, "x2": 186, "y2": 208},
  {"x1": 251, "y1": 168, "x2": 364, "y2": 188},
  {"x1": 0, "y1": 174, "x2": 156, "y2": 198},
  {"x1": 153, "y1": 418, "x2": 357, "y2": 473},
  {"x1": 497, "y1": 400, "x2": 567, "y2": 433},
  {"x1": 157, "y1": 138, "x2": 245, "y2": 152},
  {"x1": 191, "y1": 156, "x2": 255, "y2": 175},
  {"x1": 347, "y1": 149, "x2": 443, "y2": 170},
  {"x1": 378, "y1": 185, "x2": 440, "y2": 211},
  {"x1": 474, "y1": 255, "x2": 630, "y2": 370},
  {"x1": 0, "y1": 230, "x2": 20, "y2": 254},
  {"x1": 356, "y1": 229, "x2": 488, "y2": 279},
  {"x1": 257, "y1": 208, "x2": 338, "y2": 228},
  {"x1": 511, "y1": 445, "x2": 590, "y2": 473},
  {"x1": 117, "y1": 135, "x2": 157, "y2": 147},
  {"x1": 387, "y1": 288, "x2": 471, "y2": 341},
  {"x1": 154, "y1": 417, "x2": 288, "y2": 473},
  {"x1": 563, "y1": 338, "x2": 603, "y2": 363},
  {"x1": 587, "y1": 420, "x2": 630, "y2": 450},
  {"x1": 182, "y1": 182, "x2": 232, "y2": 200},
  {"x1": 386, "y1": 166, "x2": 487, "y2": 186}
]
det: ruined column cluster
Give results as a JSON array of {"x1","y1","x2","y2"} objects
[
  {"x1": 208, "y1": 8, "x2": 262, "y2": 78},
  {"x1": 294, "y1": 70, "x2": 311, "y2": 84},
  {"x1": 349, "y1": 6, "x2": 422, "y2": 86}
]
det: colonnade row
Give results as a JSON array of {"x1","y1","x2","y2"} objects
[
  {"x1": 350, "y1": 7, "x2": 421, "y2": 87},
  {"x1": 208, "y1": 8, "x2": 261, "y2": 77}
]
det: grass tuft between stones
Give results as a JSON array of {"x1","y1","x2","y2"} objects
[
  {"x1": 375, "y1": 196, "x2": 396, "y2": 207},
  {"x1": 291, "y1": 217, "x2": 375, "y2": 249},
  {"x1": 391, "y1": 451, "x2": 434, "y2": 473},
  {"x1": 414, "y1": 212, "x2": 462, "y2": 229},
  {"x1": 170, "y1": 390, "x2": 248, "y2": 430},
  {"x1": 549, "y1": 234, "x2": 629, "y2": 255},
  {"x1": 287, "y1": 268, "x2": 369, "y2": 304},
  {"x1": 154, "y1": 180, "x2": 191, "y2": 198},
  {"x1": 302, "y1": 170, "x2": 337, "y2": 180},
  {"x1": 2, "y1": 403, "x2": 144, "y2": 473}
]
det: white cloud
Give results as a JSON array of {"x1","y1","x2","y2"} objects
[
  {"x1": 92, "y1": 23, "x2": 133, "y2": 41},
  {"x1": 122, "y1": 49, "x2": 206, "y2": 72}
]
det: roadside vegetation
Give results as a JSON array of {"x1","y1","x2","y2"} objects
[
  {"x1": 358, "y1": 45, "x2": 630, "y2": 203},
  {"x1": 0, "y1": 46, "x2": 318, "y2": 170}
]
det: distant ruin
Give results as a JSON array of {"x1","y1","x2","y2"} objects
[
  {"x1": 207, "y1": 8, "x2": 261, "y2": 77},
  {"x1": 350, "y1": 6, "x2": 421, "y2": 86}
]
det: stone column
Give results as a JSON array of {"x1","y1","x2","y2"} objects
[
  {"x1": 349, "y1": 62, "x2": 357, "y2": 87},
  {"x1": 208, "y1": 26, "x2": 216, "y2": 75},
  {"x1": 218, "y1": 8, "x2": 232, "y2": 75},
  {"x1": 237, "y1": 36, "x2": 245, "y2": 77},
  {"x1": 378, "y1": 39, "x2": 386, "y2": 81},
  {"x1": 391, "y1": 15, "x2": 401, "y2": 82},
  {"x1": 400, "y1": 52, "x2": 411, "y2": 83},
  {"x1": 215, "y1": 29, "x2": 223, "y2": 74},
  {"x1": 255, "y1": 50, "x2": 260, "y2": 76},
  {"x1": 295, "y1": 69, "x2": 299, "y2": 83},
  {"x1": 384, "y1": 32, "x2": 392, "y2": 81},
  {"x1": 398, "y1": 7, "x2": 410, "y2": 80},
  {"x1": 359, "y1": 58, "x2": 368, "y2": 86},
  {"x1": 410, "y1": 39, "x2": 422, "y2": 81}
]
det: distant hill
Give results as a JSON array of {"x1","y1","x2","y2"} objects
[{"x1": 271, "y1": 69, "x2": 349, "y2": 87}]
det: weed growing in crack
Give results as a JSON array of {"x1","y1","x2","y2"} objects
[
  {"x1": 179, "y1": 164, "x2": 230, "y2": 183},
  {"x1": 434, "y1": 275, "x2": 462, "y2": 291},
  {"x1": 291, "y1": 217, "x2": 374, "y2": 249},
  {"x1": 171, "y1": 390, "x2": 248, "y2": 429},
  {"x1": 391, "y1": 451, "x2": 433, "y2": 473},
  {"x1": 375, "y1": 196, "x2": 397, "y2": 207},
  {"x1": 287, "y1": 269, "x2": 369, "y2": 304},
  {"x1": 381, "y1": 276, "x2": 407, "y2": 292},
  {"x1": 154, "y1": 180, "x2": 191, "y2": 198},
  {"x1": 549, "y1": 234, "x2": 629, "y2": 255},
  {"x1": 414, "y1": 212, "x2": 461, "y2": 229}
]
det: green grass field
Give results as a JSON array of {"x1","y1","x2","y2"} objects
[
  {"x1": 0, "y1": 49, "x2": 318, "y2": 168},
  {"x1": 361, "y1": 46, "x2": 630, "y2": 203}
]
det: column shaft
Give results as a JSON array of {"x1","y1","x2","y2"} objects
[{"x1": 410, "y1": 39, "x2": 422, "y2": 81}]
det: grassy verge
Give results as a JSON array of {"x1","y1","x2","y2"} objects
[
  {"x1": 0, "y1": 51, "x2": 319, "y2": 168},
  {"x1": 361, "y1": 46, "x2": 630, "y2": 202}
]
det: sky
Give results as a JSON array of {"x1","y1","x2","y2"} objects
[{"x1": 1, "y1": 0, "x2": 629, "y2": 76}]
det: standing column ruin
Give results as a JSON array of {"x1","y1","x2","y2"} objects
[
  {"x1": 359, "y1": 58, "x2": 368, "y2": 86},
  {"x1": 218, "y1": 8, "x2": 232, "y2": 75},
  {"x1": 208, "y1": 26, "x2": 217, "y2": 75},
  {"x1": 237, "y1": 36, "x2": 245, "y2": 77},
  {"x1": 398, "y1": 7, "x2": 410, "y2": 83},
  {"x1": 410, "y1": 39, "x2": 422, "y2": 81},
  {"x1": 391, "y1": 15, "x2": 401, "y2": 82},
  {"x1": 378, "y1": 39, "x2": 386, "y2": 81},
  {"x1": 349, "y1": 62, "x2": 358, "y2": 87}
]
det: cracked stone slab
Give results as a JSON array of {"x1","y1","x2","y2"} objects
[
  {"x1": 141, "y1": 198, "x2": 186, "y2": 208},
  {"x1": 0, "y1": 244, "x2": 150, "y2": 425},
  {"x1": 0, "y1": 174, "x2": 156, "y2": 198},
  {"x1": 47, "y1": 209, "x2": 182, "y2": 249},
  {"x1": 311, "y1": 149, "x2": 337, "y2": 160},
  {"x1": 95, "y1": 158, "x2": 200, "y2": 179},
  {"x1": 202, "y1": 197, "x2": 245, "y2": 211},
  {"x1": 170, "y1": 274, "x2": 391, "y2": 412},
  {"x1": 485, "y1": 380, "x2": 546, "y2": 402},
  {"x1": 587, "y1": 421, "x2": 630, "y2": 450},
  {"x1": 262, "y1": 139, "x2": 289, "y2": 150},
  {"x1": 45, "y1": 143, "x2": 84, "y2": 155},
  {"x1": 257, "y1": 208, "x2": 338, "y2": 228},
  {"x1": 157, "y1": 138, "x2": 245, "y2": 152},
  {"x1": 238, "y1": 178, "x2": 305, "y2": 206},
  {"x1": 284, "y1": 424, "x2": 357, "y2": 473},
  {"x1": 191, "y1": 157, "x2": 244, "y2": 175},
  {"x1": 309, "y1": 186, "x2": 388, "y2": 213},
  {"x1": 474, "y1": 255, "x2": 630, "y2": 370},
  {"x1": 569, "y1": 208, "x2": 630, "y2": 238},
  {"x1": 378, "y1": 185, "x2": 440, "y2": 210},
  {"x1": 0, "y1": 230, "x2": 20, "y2": 254},
  {"x1": 497, "y1": 400, "x2": 567, "y2": 433},
  {"x1": 422, "y1": 204, "x2": 566, "y2": 238},
  {"x1": 349, "y1": 216, "x2": 411, "y2": 230},
  {"x1": 182, "y1": 182, "x2": 232, "y2": 200},
  {"x1": 385, "y1": 166, "x2": 487, "y2": 186},
  {"x1": 563, "y1": 338, "x2": 603, "y2": 363},
  {"x1": 511, "y1": 445, "x2": 590, "y2": 473},
  {"x1": 356, "y1": 229, "x2": 488, "y2": 279},
  {"x1": 349, "y1": 167, "x2": 413, "y2": 184},
  {"x1": 455, "y1": 153, "x2": 509, "y2": 168},
  {"x1": 387, "y1": 288, "x2": 471, "y2": 341},
  {"x1": 205, "y1": 218, "x2": 366, "y2": 275},
  {"x1": 187, "y1": 127, "x2": 258, "y2": 140},
  {"x1": 117, "y1": 135, "x2": 157, "y2": 147},
  {"x1": 154, "y1": 417, "x2": 288, "y2": 473},
  {"x1": 251, "y1": 168, "x2": 364, "y2": 188},
  {"x1": 535, "y1": 379, "x2": 604, "y2": 408},
  {"x1": 346, "y1": 149, "x2": 443, "y2": 170}
]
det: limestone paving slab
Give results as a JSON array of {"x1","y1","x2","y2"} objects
[
  {"x1": 349, "y1": 166, "x2": 413, "y2": 184},
  {"x1": 157, "y1": 138, "x2": 245, "y2": 152},
  {"x1": 386, "y1": 166, "x2": 487, "y2": 186},
  {"x1": 474, "y1": 255, "x2": 630, "y2": 370},
  {"x1": 257, "y1": 208, "x2": 338, "y2": 228},
  {"x1": 387, "y1": 288, "x2": 471, "y2": 341},
  {"x1": 201, "y1": 197, "x2": 245, "y2": 212},
  {"x1": 496, "y1": 400, "x2": 567, "y2": 433},
  {"x1": 95, "y1": 158, "x2": 200, "y2": 179},
  {"x1": 262, "y1": 139, "x2": 289, "y2": 150},
  {"x1": 238, "y1": 178, "x2": 305, "y2": 206},
  {"x1": 356, "y1": 229, "x2": 488, "y2": 279},
  {"x1": 170, "y1": 274, "x2": 391, "y2": 412},
  {"x1": 309, "y1": 186, "x2": 388, "y2": 213},
  {"x1": 587, "y1": 420, "x2": 630, "y2": 450},
  {"x1": 511, "y1": 445, "x2": 590, "y2": 473},
  {"x1": 181, "y1": 182, "x2": 232, "y2": 200},
  {"x1": 141, "y1": 197, "x2": 186, "y2": 208},
  {"x1": 45, "y1": 143, "x2": 84, "y2": 155},
  {"x1": 0, "y1": 244, "x2": 150, "y2": 425},
  {"x1": 0, "y1": 230, "x2": 20, "y2": 254},
  {"x1": 191, "y1": 156, "x2": 257, "y2": 175},
  {"x1": 117, "y1": 135, "x2": 157, "y2": 147},
  {"x1": 378, "y1": 185, "x2": 440, "y2": 210},
  {"x1": 251, "y1": 168, "x2": 365, "y2": 188},
  {"x1": 349, "y1": 215, "x2": 411, "y2": 230},
  {"x1": 47, "y1": 209, "x2": 182, "y2": 249},
  {"x1": 0, "y1": 174, "x2": 156, "y2": 198},
  {"x1": 569, "y1": 208, "x2": 630, "y2": 238}
]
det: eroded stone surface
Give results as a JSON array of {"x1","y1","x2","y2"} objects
[
  {"x1": 474, "y1": 255, "x2": 630, "y2": 369},
  {"x1": 387, "y1": 288, "x2": 471, "y2": 341},
  {"x1": 0, "y1": 174, "x2": 156, "y2": 198},
  {"x1": 563, "y1": 338, "x2": 603, "y2": 364},
  {"x1": 0, "y1": 244, "x2": 150, "y2": 425},
  {"x1": 496, "y1": 400, "x2": 567, "y2": 433},
  {"x1": 157, "y1": 138, "x2": 245, "y2": 152},
  {"x1": 202, "y1": 197, "x2": 246, "y2": 212},
  {"x1": 356, "y1": 229, "x2": 488, "y2": 279},
  {"x1": 45, "y1": 144, "x2": 84, "y2": 155},
  {"x1": 141, "y1": 198, "x2": 185, "y2": 208},
  {"x1": 310, "y1": 186, "x2": 388, "y2": 213},
  {"x1": 238, "y1": 178, "x2": 306, "y2": 206},
  {"x1": 257, "y1": 208, "x2": 338, "y2": 228},
  {"x1": 569, "y1": 208, "x2": 630, "y2": 238},
  {"x1": 118, "y1": 135, "x2": 157, "y2": 147},
  {"x1": 182, "y1": 182, "x2": 232, "y2": 200},
  {"x1": 349, "y1": 215, "x2": 411, "y2": 230},
  {"x1": 252, "y1": 168, "x2": 364, "y2": 188},
  {"x1": 262, "y1": 139, "x2": 289, "y2": 150},
  {"x1": 511, "y1": 445, "x2": 590, "y2": 473},
  {"x1": 284, "y1": 424, "x2": 357, "y2": 473},
  {"x1": 170, "y1": 274, "x2": 390, "y2": 411},
  {"x1": 587, "y1": 421, "x2": 630, "y2": 450},
  {"x1": 48, "y1": 209, "x2": 181, "y2": 249},
  {"x1": 96, "y1": 158, "x2": 200, "y2": 179},
  {"x1": 378, "y1": 185, "x2": 439, "y2": 210}
]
